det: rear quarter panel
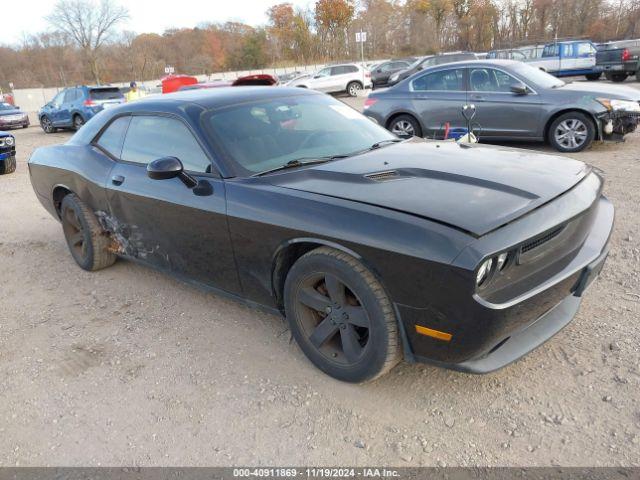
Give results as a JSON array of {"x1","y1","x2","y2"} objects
[{"x1": 29, "y1": 144, "x2": 114, "y2": 219}]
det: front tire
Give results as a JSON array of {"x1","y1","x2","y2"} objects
[
  {"x1": 0, "y1": 155, "x2": 16, "y2": 175},
  {"x1": 40, "y1": 116, "x2": 55, "y2": 134},
  {"x1": 346, "y1": 81, "x2": 363, "y2": 97},
  {"x1": 60, "y1": 194, "x2": 116, "y2": 271},
  {"x1": 284, "y1": 247, "x2": 401, "y2": 383},
  {"x1": 388, "y1": 114, "x2": 422, "y2": 138},
  {"x1": 548, "y1": 112, "x2": 595, "y2": 153}
]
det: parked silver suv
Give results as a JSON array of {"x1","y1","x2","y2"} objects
[{"x1": 288, "y1": 63, "x2": 372, "y2": 96}]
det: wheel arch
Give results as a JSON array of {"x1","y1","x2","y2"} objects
[
  {"x1": 271, "y1": 237, "x2": 415, "y2": 363},
  {"x1": 544, "y1": 108, "x2": 601, "y2": 142},
  {"x1": 385, "y1": 110, "x2": 424, "y2": 133},
  {"x1": 271, "y1": 238, "x2": 368, "y2": 312},
  {"x1": 52, "y1": 184, "x2": 74, "y2": 218}
]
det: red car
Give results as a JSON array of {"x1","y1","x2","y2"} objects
[{"x1": 177, "y1": 74, "x2": 278, "y2": 91}]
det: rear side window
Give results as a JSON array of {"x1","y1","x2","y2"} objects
[
  {"x1": 331, "y1": 66, "x2": 346, "y2": 75},
  {"x1": 412, "y1": 68, "x2": 465, "y2": 91},
  {"x1": 96, "y1": 116, "x2": 131, "y2": 158},
  {"x1": 345, "y1": 65, "x2": 358, "y2": 73},
  {"x1": 90, "y1": 88, "x2": 124, "y2": 101},
  {"x1": 121, "y1": 115, "x2": 211, "y2": 173}
]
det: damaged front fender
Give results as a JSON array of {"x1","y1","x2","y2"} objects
[{"x1": 597, "y1": 110, "x2": 640, "y2": 142}]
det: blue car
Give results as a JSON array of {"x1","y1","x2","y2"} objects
[
  {"x1": 0, "y1": 131, "x2": 16, "y2": 174},
  {"x1": 38, "y1": 86, "x2": 125, "y2": 133}
]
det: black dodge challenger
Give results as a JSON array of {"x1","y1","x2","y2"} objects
[{"x1": 28, "y1": 87, "x2": 614, "y2": 383}]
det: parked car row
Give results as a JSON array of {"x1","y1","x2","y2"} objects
[{"x1": 364, "y1": 59, "x2": 640, "y2": 152}]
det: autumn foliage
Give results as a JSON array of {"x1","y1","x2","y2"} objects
[{"x1": 1, "y1": 0, "x2": 640, "y2": 89}]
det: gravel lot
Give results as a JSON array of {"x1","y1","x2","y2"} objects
[{"x1": 1, "y1": 81, "x2": 639, "y2": 467}]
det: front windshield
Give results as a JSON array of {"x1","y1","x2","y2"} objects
[
  {"x1": 0, "y1": 103, "x2": 15, "y2": 111},
  {"x1": 513, "y1": 63, "x2": 565, "y2": 89},
  {"x1": 204, "y1": 94, "x2": 396, "y2": 175}
]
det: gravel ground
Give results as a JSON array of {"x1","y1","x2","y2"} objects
[{"x1": 1, "y1": 82, "x2": 639, "y2": 467}]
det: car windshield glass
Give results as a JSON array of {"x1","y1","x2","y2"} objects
[
  {"x1": 512, "y1": 63, "x2": 564, "y2": 88},
  {"x1": 203, "y1": 94, "x2": 397, "y2": 175},
  {"x1": 90, "y1": 88, "x2": 124, "y2": 100},
  {"x1": 0, "y1": 103, "x2": 15, "y2": 111}
]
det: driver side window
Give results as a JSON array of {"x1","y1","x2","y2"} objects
[
  {"x1": 51, "y1": 91, "x2": 64, "y2": 106},
  {"x1": 120, "y1": 115, "x2": 212, "y2": 173}
]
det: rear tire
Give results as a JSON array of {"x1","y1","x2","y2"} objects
[
  {"x1": 388, "y1": 114, "x2": 422, "y2": 138},
  {"x1": 73, "y1": 114, "x2": 85, "y2": 130},
  {"x1": 346, "y1": 81, "x2": 363, "y2": 97},
  {"x1": 585, "y1": 72, "x2": 602, "y2": 81},
  {"x1": 548, "y1": 112, "x2": 595, "y2": 153},
  {"x1": 605, "y1": 72, "x2": 628, "y2": 82},
  {"x1": 0, "y1": 155, "x2": 16, "y2": 175},
  {"x1": 284, "y1": 247, "x2": 401, "y2": 383},
  {"x1": 60, "y1": 194, "x2": 116, "y2": 271}
]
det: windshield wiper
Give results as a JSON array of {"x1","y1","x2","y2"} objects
[
  {"x1": 253, "y1": 155, "x2": 348, "y2": 177},
  {"x1": 370, "y1": 139, "x2": 403, "y2": 149}
]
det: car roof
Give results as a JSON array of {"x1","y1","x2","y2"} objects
[
  {"x1": 132, "y1": 86, "x2": 321, "y2": 110},
  {"x1": 416, "y1": 59, "x2": 521, "y2": 69}
]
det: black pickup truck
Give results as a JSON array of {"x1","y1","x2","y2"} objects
[{"x1": 596, "y1": 39, "x2": 640, "y2": 82}]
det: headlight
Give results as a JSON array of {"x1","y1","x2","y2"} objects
[
  {"x1": 476, "y1": 258, "x2": 493, "y2": 286},
  {"x1": 597, "y1": 98, "x2": 640, "y2": 112},
  {"x1": 5, "y1": 136, "x2": 14, "y2": 146},
  {"x1": 496, "y1": 252, "x2": 509, "y2": 271},
  {"x1": 390, "y1": 73, "x2": 399, "y2": 82}
]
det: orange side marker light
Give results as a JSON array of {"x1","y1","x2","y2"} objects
[{"x1": 415, "y1": 325, "x2": 452, "y2": 342}]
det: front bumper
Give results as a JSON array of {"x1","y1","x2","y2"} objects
[
  {"x1": 598, "y1": 109, "x2": 640, "y2": 141},
  {"x1": 397, "y1": 193, "x2": 614, "y2": 374},
  {"x1": 0, "y1": 118, "x2": 29, "y2": 128},
  {"x1": 425, "y1": 247, "x2": 608, "y2": 374}
]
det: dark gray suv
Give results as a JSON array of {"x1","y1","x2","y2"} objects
[
  {"x1": 386, "y1": 52, "x2": 478, "y2": 86},
  {"x1": 364, "y1": 60, "x2": 640, "y2": 152}
]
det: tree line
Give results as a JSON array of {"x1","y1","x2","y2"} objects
[{"x1": 1, "y1": 0, "x2": 639, "y2": 90}]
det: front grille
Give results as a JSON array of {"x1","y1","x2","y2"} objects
[
  {"x1": 521, "y1": 225, "x2": 565, "y2": 254},
  {"x1": 365, "y1": 170, "x2": 399, "y2": 181}
]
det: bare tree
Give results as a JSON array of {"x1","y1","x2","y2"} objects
[{"x1": 46, "y1": 0, "x2": 128, "y2": 84}]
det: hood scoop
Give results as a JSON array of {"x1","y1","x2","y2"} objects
[{"x1": 364, "y1": 170, "x2": 401, "y2": 182}]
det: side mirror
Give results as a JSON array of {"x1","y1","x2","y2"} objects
[
  {"x1": 376, "y1": 69, "x2": 382, "y2": 73},
  {"x1": 147, "y1": 156, "x2": 197, "y2": 188},
  {"x1": 510, "y1": 83, "x2": 528, "y2": 95},
  {"x1": 313, "y1": 75, "x2": 321, "y2": 79}
]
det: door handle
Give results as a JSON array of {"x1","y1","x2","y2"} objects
[
  {"x1": 111, "y1": 174, "x2": 125, "y2": 186},
  {"x1": 470, "y1": 94, "x2": 485, "y2": 101}
]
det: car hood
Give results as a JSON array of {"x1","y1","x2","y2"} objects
[
  {"x1": 265, "y1": 140, "x2": 591, "y2": 237},
  {"x1": 0, "y1": 109, "x2": 25, "y2": 116},
  {"x1": 558, "y1": 82, "x2": 640, "y2": 100}
]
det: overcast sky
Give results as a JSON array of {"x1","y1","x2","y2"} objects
[{"x1": 0, "y1": 0, "x2": 312, "y2": 45}]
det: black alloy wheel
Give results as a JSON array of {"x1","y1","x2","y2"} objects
[
  {"x1": 284, "y1": 247, "x2": 401, "y2": 383},
  {"x1": 60, "y1": 194, "x2": 116, "y2": 271}
]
